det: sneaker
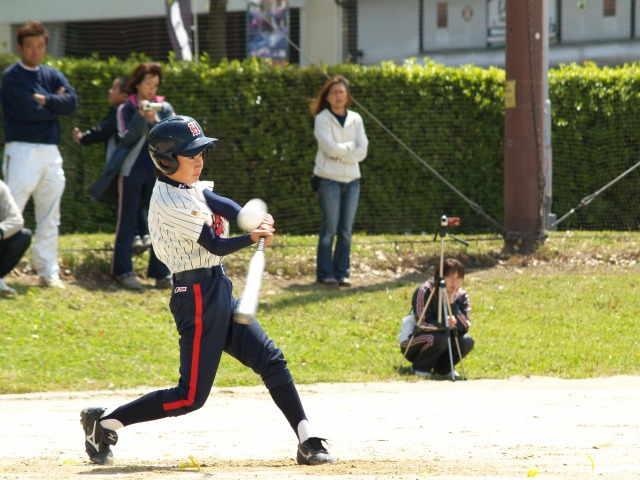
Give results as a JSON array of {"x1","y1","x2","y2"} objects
[
  {"x1": 142, "y1": 234, "x2": 152, "y2": 250},
  {"x1": 0, "y1": 278, "x2": 16, "y2": 298},
  {"x1": 155, "y1": 276, "x2": 172, "y2": 289},
  {"x1": 317, "y1": 277, "x2": 338, "y2": 285},
  {"x1": 338, "y1": 278, "x2": 351, "y2": 287},
  {"x1": 116, "y1": 272, "x2": 143, "y2": 291},
  {"x1": 411, "y1": 367, "x2": 431, "y2": 378},
  {"x1": 296, "y1": 437, "x2": 335, "y2": 465},
  {"x1": 80, "y1": 407, "x2": 118, "y2": 465},
  {"x1": 39, "y1": 275, "x2": 65, "y2": 289},
  {"x1": 131, "y1": 236, "x2": 145, "y2": 255}
]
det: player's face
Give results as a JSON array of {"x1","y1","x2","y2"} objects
[
  {"x1": 171, "y1": 152, "x2": 205, "y2": 185},
  {"x1": 444, "y1": 273, "x2": 463, "y2": 296},
  {"x1": 108, "y1": 79, "x2": 127, "y2": 106},
  {"x1": 326, "y1": 82, "x2": 348, "y2": 114},
  {"x1": 18, "y1": 35, "x2": 47, "y2": 68},
  {"x1": 137, "y1": 74, "x2": 160, "y2": 101}
]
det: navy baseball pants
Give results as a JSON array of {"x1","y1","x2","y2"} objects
[{"x1": 104, "y1": 266, "x2": 305, "y2": 432}]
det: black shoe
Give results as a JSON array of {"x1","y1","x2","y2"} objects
[
  {"x1": 80, "y1": 407, "x2": 118, "y2": 465},
  {"x1": 296, "y1": 437, "x2": 335, "y2": 465}
]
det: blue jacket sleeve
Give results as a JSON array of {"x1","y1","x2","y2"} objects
[
  {"x1": 80, "y1": 107, "x2": 118, "y2": 146},
  {"x1": 117, "y1": 102, "x2": 149, "y2": 148},
  {"x1": 197, "y1": 224, "x2": 254, "y2": 256}
]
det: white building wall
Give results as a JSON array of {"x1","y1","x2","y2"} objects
[
  {"x1": 305, "y1": 0, "x2": 342, "y2": 66},
  {"x1": 358, "y1": 0, "x2": 420, "y2": 65},
  {"x1": 0, "y1": 0, "x2": 638, "y2": 66},
  {"x1": 423, "y1": 0, "x2": 486, "y2": 50},
  {"x1": 561, "y1": 0, "x2": 633, "y2": 42}
]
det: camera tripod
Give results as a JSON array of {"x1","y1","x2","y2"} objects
[
  {"x1": 433, "y1": 215, "x2": 469, "y2": 381},
  {"x1": 401, "y1": 215, "x2": 469, "y2": 381}
]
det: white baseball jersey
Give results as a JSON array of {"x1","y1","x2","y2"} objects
[{"x1": 149, "y1": 177, "x2": 228, "y2": 273}]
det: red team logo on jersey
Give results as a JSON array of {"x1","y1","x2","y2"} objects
[
  {"x1": 211, "y1": 213, "x2": 225, "y2": 236},
  {"x1": 187, "y1": 121, "x2": 201, "y2": 136}
]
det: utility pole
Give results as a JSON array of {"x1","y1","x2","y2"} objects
[{"x1": 503, "y1": 0, "x2": 549, "y2": 253}]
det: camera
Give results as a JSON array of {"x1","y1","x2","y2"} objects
[
  {"x1": 140, "y1": 101, "x2": 163, "y2": 112},
  {"x1": 441, "y1": 215, "x2": 460, "y2": 227}
]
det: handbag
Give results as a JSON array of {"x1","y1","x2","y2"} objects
[
  {"x1": 310, "y1": 174, "x2": 321, "y2": 192},
  {"x1": 398, "y1": 311, "x2": 417, "y2": 344}
]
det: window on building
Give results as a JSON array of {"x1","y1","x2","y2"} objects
[
  {"x1": 437, "y1": 2, "x2": 448, "y2": 29},
  {"x1": 603, "y1": 0, "x2": 616, "y2": 17}
]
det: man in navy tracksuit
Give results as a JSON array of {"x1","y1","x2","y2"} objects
[{"x1": 0, "y1": 20, "x2": 77, "y2": 289}]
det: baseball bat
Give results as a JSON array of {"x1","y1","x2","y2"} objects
[{"x1": 234, "y1": 237, "x2": 266, "y2": 324}]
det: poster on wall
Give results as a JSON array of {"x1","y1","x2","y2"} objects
[
  {"x1": 486, "y1": 0, "x2": 557, "y2": 47},
  {"x1": 247, "y1": 0, "x2": 289, "y2": 60}
]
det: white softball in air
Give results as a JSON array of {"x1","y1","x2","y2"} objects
[{"x1": 237, "y1": 198, "x2": 267, "y2": 232}]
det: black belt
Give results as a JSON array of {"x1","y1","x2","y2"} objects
[{"x1": 173, "y1": 265, "x2": 226, "y2": 282}]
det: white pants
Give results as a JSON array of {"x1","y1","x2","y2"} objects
[{"x1": 2, "y1": 142, "x2": 66, "y2": 278}]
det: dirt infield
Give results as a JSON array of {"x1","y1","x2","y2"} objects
[{"x1": 0, "y1": 376, "x2": 639, "y2": 479}]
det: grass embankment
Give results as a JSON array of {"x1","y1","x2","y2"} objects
[{"x1": 1, "y1": 232, "x2": 638, "y2": 394}]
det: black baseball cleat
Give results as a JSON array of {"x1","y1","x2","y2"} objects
[
  {"x1": 80, "y1": 407, "x2": 118, "y2": 465},
  {"x1": 296, "y1": 437, "x2": 335, "y2": 465}
]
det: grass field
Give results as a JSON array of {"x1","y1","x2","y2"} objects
[{"x1": 1, "y1": 231, "x2": 639, "y2": 394}]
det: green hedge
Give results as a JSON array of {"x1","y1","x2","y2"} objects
[
  {"x1": 1, "y1": 54, "x2": 638, "y2": 234},
  {"x1": 549, "y1": 62, "x2": 640, "y2": 230}
]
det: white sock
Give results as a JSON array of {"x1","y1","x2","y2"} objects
[
  {"x1": 99, "y1": 408, "x2": 124, "y2": 430},
  {"x1": 297, "y1": 419, "x2": 311, "y2": 443}
]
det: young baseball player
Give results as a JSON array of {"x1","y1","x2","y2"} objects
[
  {"x1": 80, "y1": 115, "x2": 334, "y2": 466},
  {"x1": 72, "y1": 77, "x2": 129, "y2": 152}
]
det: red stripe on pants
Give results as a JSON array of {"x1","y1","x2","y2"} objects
[{"x1": 163, "y1": 283, "x2": 203, "y2": 411}]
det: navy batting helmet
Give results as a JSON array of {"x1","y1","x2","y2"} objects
[{"x1": 148, "y1": 115, "x2": 217, "y2": 175}]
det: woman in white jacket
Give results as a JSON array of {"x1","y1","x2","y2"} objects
[{"x1": 310, "y1": 76, "x2": 368, "y2": 286}]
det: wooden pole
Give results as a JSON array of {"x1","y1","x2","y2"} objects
[{"x1": 504, "y1": 0, "x2": 548, "y2": 253}]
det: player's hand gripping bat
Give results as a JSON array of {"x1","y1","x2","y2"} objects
[{"x1": 234, "y1": 237, "x2": 266, "y2": 324}]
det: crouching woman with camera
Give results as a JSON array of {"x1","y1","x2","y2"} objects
[{"x1": 399, "y1": 258, "x2": 474, "y2": 379}]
